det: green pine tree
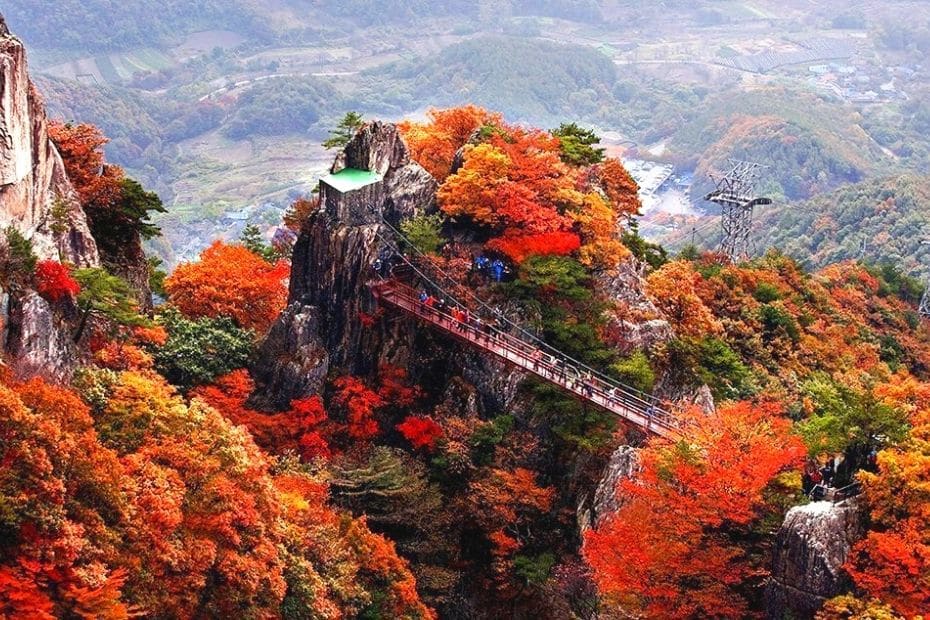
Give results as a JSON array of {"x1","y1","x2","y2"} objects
[{"x1": 323, "y1": 112, "x2": 365, "y2": 150}]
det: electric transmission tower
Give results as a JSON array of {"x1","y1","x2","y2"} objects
[
  {"x1": 920, "y1": 239, "x2": 930, "y2": 318},
  {"x1": 703, "y1": 160, "x2": 773, "y2": 262}
]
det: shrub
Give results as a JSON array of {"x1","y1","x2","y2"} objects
[
  {"x1": 400, "y1": 214, "x2": 445, "y2": 255},
  {"x1": 0, "y1": 227, "x2": 37, "y2": 290},
  {"x1": 610, "y1": 351, "x2": 656, "y2": 393},
  {"x1": 35, "y1": 260, "x2": 80, "y2": 302},
  {"x1": 151, "y1": 307, "x2": 255, "y2": 389},
  {"x1": 752, "y1": 282, "x2": 781, "y2": 303}
]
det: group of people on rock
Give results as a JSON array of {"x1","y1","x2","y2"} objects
[
  {"x1": 803, "y1": 449, "x2": 877, "y2": 501},
  {"x1": 472, "y1": 256, "x2": 511, "y2": 283}
]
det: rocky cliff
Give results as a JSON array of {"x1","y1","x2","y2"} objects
[
  {"x1": 578, "y1": 444, "x2": 640, "y2": 531},
  {"x1": 251, "y1": 121, "x2": 529, "y2": 412},
  {"x1": 765, "y1": 500, "x2": 864, "y2": 619},
  {"x1": 0, "y1": 16, "x2": 98, "y2": 266},
  {"x1": 0, "y1": 15, "x2": 102, "y2": 381}
]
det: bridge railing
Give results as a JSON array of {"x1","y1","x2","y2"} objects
[
  {"x1": 375, "y1": 223, "x2": 673, "y2": 413},
  {"x1": 371, "y1": 279, "x2": 680, "y2": 436}
]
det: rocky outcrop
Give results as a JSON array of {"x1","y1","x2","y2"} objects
[
  {"x1": 5, "y1": 291, "x2": 81, "y2": 381},
  {"x1": 0, "y1": 16, "x2": 99, "y2": 381},
  {"x1": 765, "y1": 500, "x2": 864, "y2": 619},
  {"x1": 250, "y1": 122, "x2": 439, "y2": 408},
  {"x1": 0, "y1": 21, "x2": 98, "y2": 265},
  {"x1": 252, "y1": 121, "x2": 532, "y2": 412},
  {"x1": 248, "y1": 299, "x2": 329, "y2": 410},
  {"x1": 579, "y1": 445, "x2": 640, "y2": 531},
  {"x1": 596, "y1": 258, "x2": 673, "y2": 354}
]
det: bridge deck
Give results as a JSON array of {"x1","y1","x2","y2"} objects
[{"x1": 371, "y1": 280, "x2": 679, "y2": 439}]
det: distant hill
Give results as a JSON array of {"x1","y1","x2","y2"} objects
[
  {"x1": 667, "y1": 87, "x2": 892, "y2": 202},
  {"x1": 756, "y1": 174, "x2": 930, "y2": 276},
  {"x1": 4, "y1": 0, "x2": 274, "y2": 52},
  {"x1": 361, "y1": 36, "x2": 620, "y2": 125},
  {"x1": 5, "y1": 0, "x2": 480, "y2": 53}
]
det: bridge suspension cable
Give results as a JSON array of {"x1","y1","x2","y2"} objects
[{"x1": 371, "y1": 216, "x2": 680, "y2": 435}]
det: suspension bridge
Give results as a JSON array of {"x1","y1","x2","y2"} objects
[{"x1": 368, "y1": 218, "x2": 680, "y2": 439}]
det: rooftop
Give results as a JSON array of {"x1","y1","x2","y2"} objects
[{"x1": 320, "y1": 168, "x2": 383, "y2": 193}]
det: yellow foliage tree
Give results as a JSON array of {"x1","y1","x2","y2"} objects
[
  {"x1": 572, "y1": 192, "x2": 630, "y2": 272},
  {"x1": 437, "y1": 143, "x2": 511, "y2": 226}
]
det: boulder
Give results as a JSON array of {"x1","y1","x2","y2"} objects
[
  {"x1": 5, "y1": 291, "x2": 81, "y2": 382},
  {"x1": 248, "y1": 298, "x2": 329, "y2": 410},
  {"x1": 579, "y1": 445, "x2": 640, "y2": 531},
  {"x1": 765, "y1": 500, "x2": 864, "y2": 619}
]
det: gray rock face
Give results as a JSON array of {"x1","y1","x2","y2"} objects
[
  {"x1": 248, "y1": 299, "x2": 329, "y2": 410},
  {"x1": 0, "y1": 26, "x2": 98, "y2": 266},
  {"x1": 0, "y1": 19, "x2": 99, "y2": 381},
  {"x1": 597, "y1": 258, "x2": 673, "y2": 354},
  {"x1": 5, "y1": 291, "x2": 80, "y2": 381},
  {"x1": 251, "y1": 122, "x2": 438, "y2": 406},
  {"x1": 765, "y1": 500, "x2": 864, "y2": 619},
  {"x1": 579, "y1": 445, "x2": 640, "y2": 531}
]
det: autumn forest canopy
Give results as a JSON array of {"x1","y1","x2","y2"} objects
[{"x1": 2, "y1": 100, "x2": 930, "y2": 620}]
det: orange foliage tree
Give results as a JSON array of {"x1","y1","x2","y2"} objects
[
  {"x1": 165, "y1": 241, "x2": 289, "y2": 333},
  {"x1": 436, "y1": 124, "x2": 590, "y2": 265},
  {"x1": 0, "y1": 378, "x2": 131, "y2": 619},
  {"x1": 467, "y1": 467, "x2": 556, "y2": 592},
  {"x1": 436, "y1": 142, "x2": 511, "y2": 226},
  {"x1": 583, "y1": 402, "x2": 805, "y2": 618},
  {"x1": 571, "y1": 192, "x2": 631, "y2": 271},
  {"x1": 594, "y1": 157, "x2": 642, "y2": 219},
  {"x1": 34, "y1": 260, "x2": 80, "y2": 302},
  {"x1": 396, "y1": 415, "x2": 444, "y2": 451},
  {"x1": 48, "y1": 121, "x2": 123, "y2": 210},
  {"x1": 839, "y1": 406, "x2": 930, "y2": 616},
  {"x1": 398, "y1": 105, "x2": 502, "y2": 180},
  {"x1": 332, "y1": 376, "x2": 385, "y2": 442},
  {"x1": 647, "y1": 260, "x2": 723, "y2": 337},
  {"x1": 0, "y1": 369, "x2": 432, "y2": 618},
  {"x1": 486, "y1": 231, "x2": 581, "y2": 264},
  {"x1": 191, "y1": 369, "x2": 330, "y2": 460}
]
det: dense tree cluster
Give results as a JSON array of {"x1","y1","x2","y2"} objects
[
  {"x1": 49, "y1": 122, "x2": 166, "y2": 248},
  {"x1": 400, "y1": 105, "x2": 640, "y2": 271},
  {"x1": 0, "y1": 370, "x2": 431, "y2": 618},
  {"x1": 7, "y1": 109, "x2": 930, "y2": 619},
  {"x1": 165, "y1": 241, "x2": 289, "y2": 333},
  {"x1": 584, "y1": 402, "x2": 805, "y2": 617}
]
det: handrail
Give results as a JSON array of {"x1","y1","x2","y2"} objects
[
  {"x1": 371, "y1": 279, "x2": 679, "y2": 437},
  {"x1": 376, "y1": 218, "x2": 671, "y2": 409}
]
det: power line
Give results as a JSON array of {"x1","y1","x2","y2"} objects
[{"x1": 920, "y1": 239, "x2": 930, "y2": 319}]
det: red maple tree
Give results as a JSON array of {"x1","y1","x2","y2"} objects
[{"x1": 34, "y1": 260, "x2": 80, "y2": 302}]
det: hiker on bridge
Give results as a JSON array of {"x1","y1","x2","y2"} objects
[{"x1": 471, "y1": 316, "x2": 483, "y2": 338}]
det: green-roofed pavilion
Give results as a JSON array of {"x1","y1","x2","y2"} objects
[{"x1": 320, "y1": 168, "x2": 383, "y2": 193}]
